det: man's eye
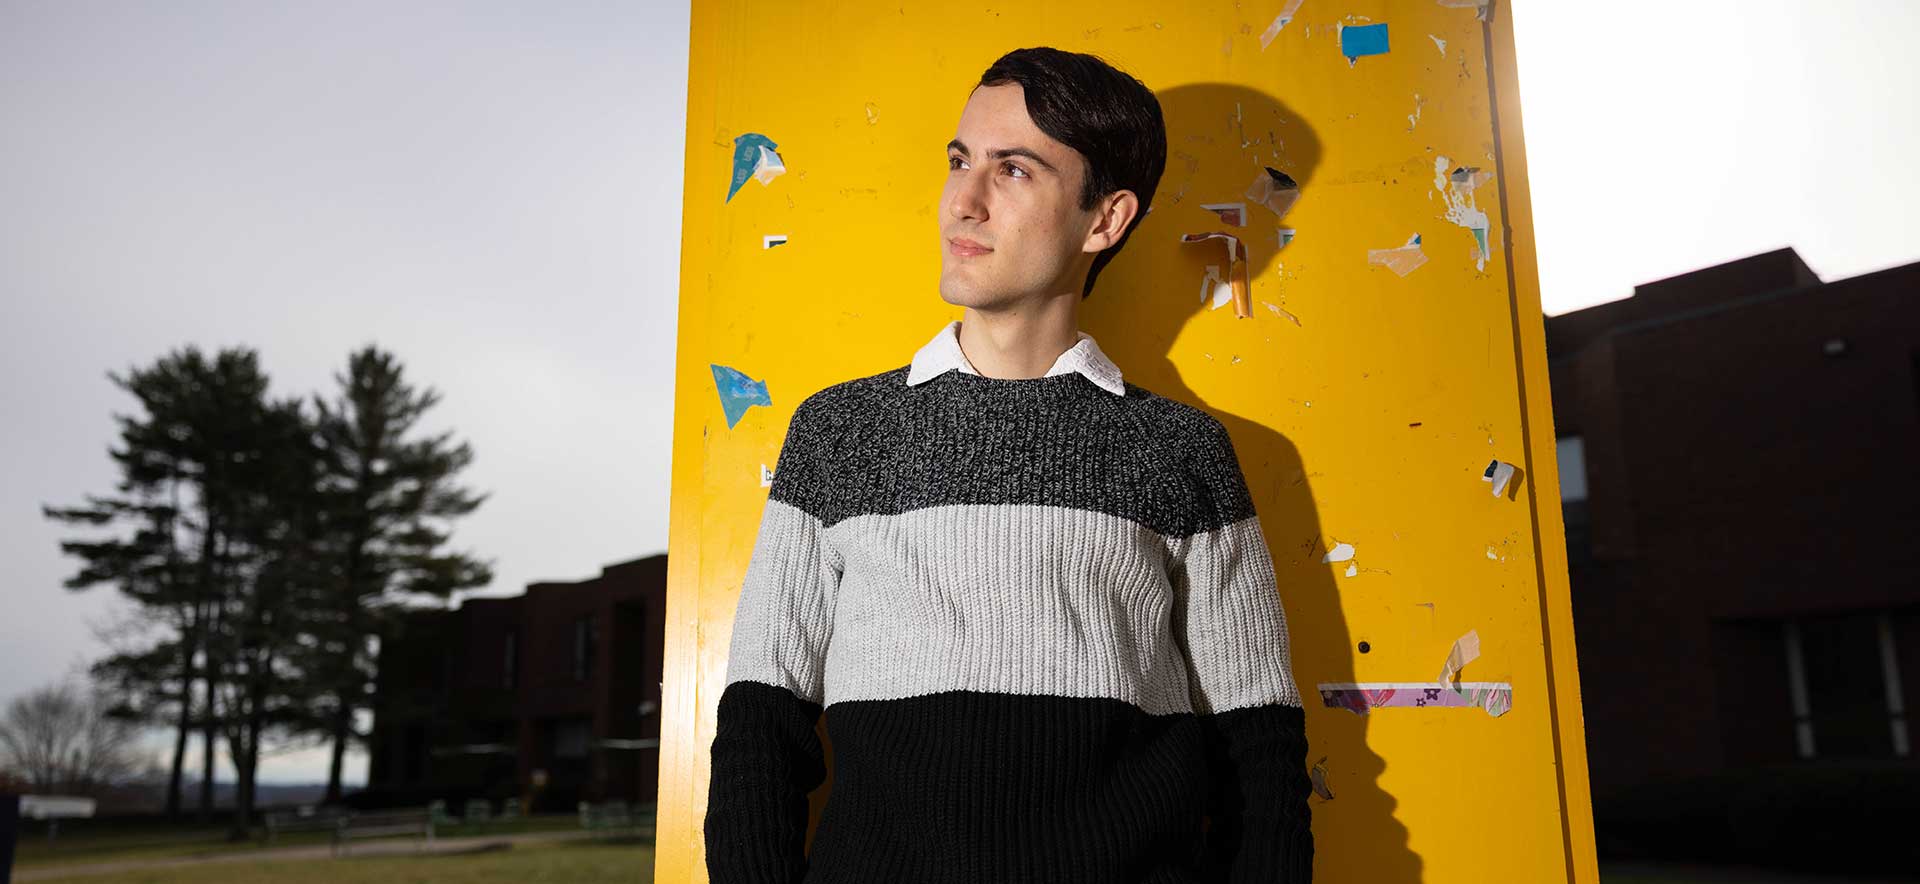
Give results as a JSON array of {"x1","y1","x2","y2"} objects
[
  {"x1": 948, "y1": 156, "x2": 966, "y2": 170},
  {"x1": 1004, "y1": 162, "x2": 1028, "y2": 179}
]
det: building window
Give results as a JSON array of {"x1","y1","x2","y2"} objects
[
  {"x1": 1783, "y1": 620, "x2": 1816, "y2": 758},
  {"x1": 1910, "y1": 349, "x2": 1920, "y2": 419},
  {"x1": 1877, "y1": 613, "x2": 1911, "y2": 757},
  {"x1": 503, "y1": 629, "x2": 518, "y2": 690},
  {"x1": 572, "y1": 615, "x2": 596, "y2": 683},
  {"x1": 1556, "y1": 435, "x2": 1588, "y2": 503},
  {"x1": 1781, "y1": 610, "x2": 1910, "y2": 759},
  {"x1": 552, "y1": 719, "x2": 591, "y2": 760},
  {"x1": 1557, "y1": 435, "x2": 1591, "y2": 565},
  {"x1": 403, "y1": 724, "x2": 427, "y2": 783}
]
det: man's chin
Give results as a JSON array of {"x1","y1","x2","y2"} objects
[{"x1": 937, "y1": 274, "x2": 994, "y2": 308}]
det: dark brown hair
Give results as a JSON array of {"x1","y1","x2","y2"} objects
[{"x1": 976, "y1": 47, "x2": 1167, "y2": 299}]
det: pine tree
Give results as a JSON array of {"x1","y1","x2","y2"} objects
[
  {"x1": 43, "y1": 346, "x2": 325, "y2": 828},
  {"x1": 308, "y1": 345, "x2": 494, "y2": 803},
  {"x1": 42, "y1": 346, "x2": 250, "y2": 819},
  {"x1": 208, "y1": 394, "x2": 329, "y2": 839}
]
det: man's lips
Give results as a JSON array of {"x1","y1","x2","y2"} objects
[{"x1": 948, "y1": 237, "x2": 992, "y2": 257}]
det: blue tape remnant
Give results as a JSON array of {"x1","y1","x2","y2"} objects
[
  {"x1": 1341, "y1": 23, "x2": 1390, "y2": 62},
  {"x1": 728, "y1": 133, "x2": 778, "y2": 203},
  {"x1": 710, "y1": 364, "x2": 773, "y2": 429}
]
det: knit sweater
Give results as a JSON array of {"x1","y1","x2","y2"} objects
[{"x1": 705, "y1": 328, "x2": 1313, "y2": 884}]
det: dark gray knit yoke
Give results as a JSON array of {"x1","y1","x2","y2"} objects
[{"x1": 770, "y1": 365, "x2": 1258, "y2": 538}]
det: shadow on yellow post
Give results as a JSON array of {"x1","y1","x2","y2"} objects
[{"x1": 658, "y1": 2, "x2": 1598, "y2": 882}]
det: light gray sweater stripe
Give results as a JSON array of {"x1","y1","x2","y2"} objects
[
  {"x1": 723, "y1": 498, "x2": 1301, "y2": 715},
  {"x1": 722, "y1": 498, "x2": 839, "y2": 707},
  {"x1": 1170, "y1": 510, "x2": 1305, "y2": 711}
]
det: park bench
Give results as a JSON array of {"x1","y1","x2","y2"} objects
[
  {"x1": 577, "y1": 799, "x2": 640, "y2": 839},
  {"x1": 329, "y1": 808, "x2": 435, "y2": 856},
  {"x1": 463, "y1": 798, "x2": 492, "y2": 829},
  {"x1": 260, "y1": 806, "x2": 350, "y2": 845},
  {"x1": 429, "y1": 797, "x2": 505, "y2": 831}
]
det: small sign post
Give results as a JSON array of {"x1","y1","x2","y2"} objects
[{"x1": 1, "y1": 792, "x2": 20, "y2": 884}]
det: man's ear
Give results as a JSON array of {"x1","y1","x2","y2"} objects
[{"x1": 1081, "y1": 189, "x2": 1140, "y2": 254}]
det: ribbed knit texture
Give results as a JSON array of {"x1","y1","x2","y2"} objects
[{"x1": 706, "y1": 366, "x2": 1313, "y2": 883}]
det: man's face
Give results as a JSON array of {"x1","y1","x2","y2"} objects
[{"x1": 939, "y1": 82, "x2": 1097, "y2": 309}]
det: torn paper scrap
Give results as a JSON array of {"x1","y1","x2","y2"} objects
[
  {"x1": 1321, "y1": 540, "x2": 1355, "y2": 563},
  {"x1": 1179, "y1": 232, "x2": 1251, "y2": 317},
  {"x1": 763, "y1": 234, "x2": 788, "y2": 249},
  {"x1": 1450, "y1": 165, "x2": 1494, "y2": 193},
  {"x1": 727, "y1": 133, "x2": 784, "y2": 202},
  {"x1": 1368, "y1": 233, "x2": 1429, "y2": 277},
  {"x1": 1245, "y1": 167, "x2": 1300, "y2": 219},
  {"x1": 1435, "y1": 156, "x2": 1493, "y2": 270},
  {"x1": 1439, "y1": 629, "x2": 1481, "y2": 687},
  {"x1": 709, "y1": 363, "x2": 772, "y2": 429},
  {"x1": 1259, "y1": 0, "x2": 1306, "y2": 49},
  {"x1": 1278, "y1": 228, "x2": 1296, "y2": 248},
  {"x1": 1482, "y1": 459, "x2": 1516, "y2": 496},
  {"x1": 1344, "y1": 562, "x2": 1358, "y2": 578},
  {"x1": 752, "y1": 147, "x2": 784, "y2": 184},
  {"x1": 1200, "y1": 265, "x2": 1232, "y2": 311},
  {"x1": 1340, "y1": 22, "x2": 1389, "y2": 64},
  {"x1": 1429, "y1": 34, "x2": 1446, "y2": 56},
  {"x1": 760, "y1": 463, "x2": 775, "y2": 487},
  {"x1": 1200, "y1": 202, "x2": 1247, "y2": 227},
  {"x1": 1436, "y1": 0, "x2": 1491, "y2": 20},
  {"x1": 1318, "y1": 682, "x2": 1513, "y2": 717},
  {"x1": 1309, "y1": 757, "x2": 1335, "y2": 800},
  {"x1": 1262, "y1": 300, "x2": 1302, "y2": 325}
]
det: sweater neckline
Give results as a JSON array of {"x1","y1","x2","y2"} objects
[{"x1": 937, "y1": 368, "x2": 1098, "y2": 397}]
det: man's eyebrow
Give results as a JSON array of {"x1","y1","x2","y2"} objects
[{"x1": 946, "y1": 138, "x2": 1059, "y2": 175}]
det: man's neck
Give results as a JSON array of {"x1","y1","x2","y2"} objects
[{"x1": 956, "y1": 299, "x2": 1082, "y2": 380}]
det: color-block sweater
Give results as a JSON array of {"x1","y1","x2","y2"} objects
[{"x1": 705, "y1": 354, "x2": 1313, "y2": 883}]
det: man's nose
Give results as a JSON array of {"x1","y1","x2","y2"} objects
[{"x1": 947, "y1": 168, "x2": 989, "y2": 222}]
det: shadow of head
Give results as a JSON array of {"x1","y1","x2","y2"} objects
[{"x1": 1140, "y1": 82, "x2": 1323, "y2": 319}]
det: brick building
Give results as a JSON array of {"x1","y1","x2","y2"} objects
[
  {"x1": 365, "y1": 554, "x2": 667, "y2": 812},
  {"x1": 1546, "y1": 247, "x2": 1920, "y2": 814}
]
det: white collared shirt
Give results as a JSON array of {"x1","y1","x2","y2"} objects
[{"x1": 903, "y1": 319, "x2": 1126, "y2": 397}]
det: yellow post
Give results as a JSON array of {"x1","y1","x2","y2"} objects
[{"x1": 658, "y1": 2, "x2": 1597, "y2": 880}]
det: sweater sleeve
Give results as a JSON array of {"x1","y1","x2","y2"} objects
[
  {"x1": 705, "y1": 396, "x2": 842, "y2": 884},
  {"x1": 1169, "y1": 415, "x2": 1314, "y2": 883}
]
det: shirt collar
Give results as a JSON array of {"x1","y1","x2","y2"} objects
[{"x1": 904, "y1": 319, "x2": 1126, "y2": 397}]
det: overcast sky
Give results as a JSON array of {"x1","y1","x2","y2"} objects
[{"x1": 3, "y1": 1, "x2": 1915, "y2": 786}]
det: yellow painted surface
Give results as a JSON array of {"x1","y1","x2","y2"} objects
[{"x1": 657, "y1": 2, "x2": 1597, "y2": 881}]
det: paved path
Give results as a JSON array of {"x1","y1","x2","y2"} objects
[
  {"x1": 1599, "y1": 861, "x2": 1920, "y2": 883},
  {"x1": 13, "y1": 828, "x2": 619, "y2": 881}
]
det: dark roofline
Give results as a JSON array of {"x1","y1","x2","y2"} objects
[
  {"x1": 1630, "y1": 245, "x2": 1812, "y2": 293},
  {"x1": 1547, "y1": 256, "x2": 1919, "y2": 367}
]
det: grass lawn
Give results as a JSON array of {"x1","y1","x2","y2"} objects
[
  {"x1": 20, "y1": 835, "x2": 655, "y2": 884},
  {"x1": 12, "y1": 813, "x2": 637, "y2": 871}
]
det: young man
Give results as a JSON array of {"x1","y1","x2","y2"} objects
[{"x1": 707, "y1": 47, "x2": 1313, "y2": 883}]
